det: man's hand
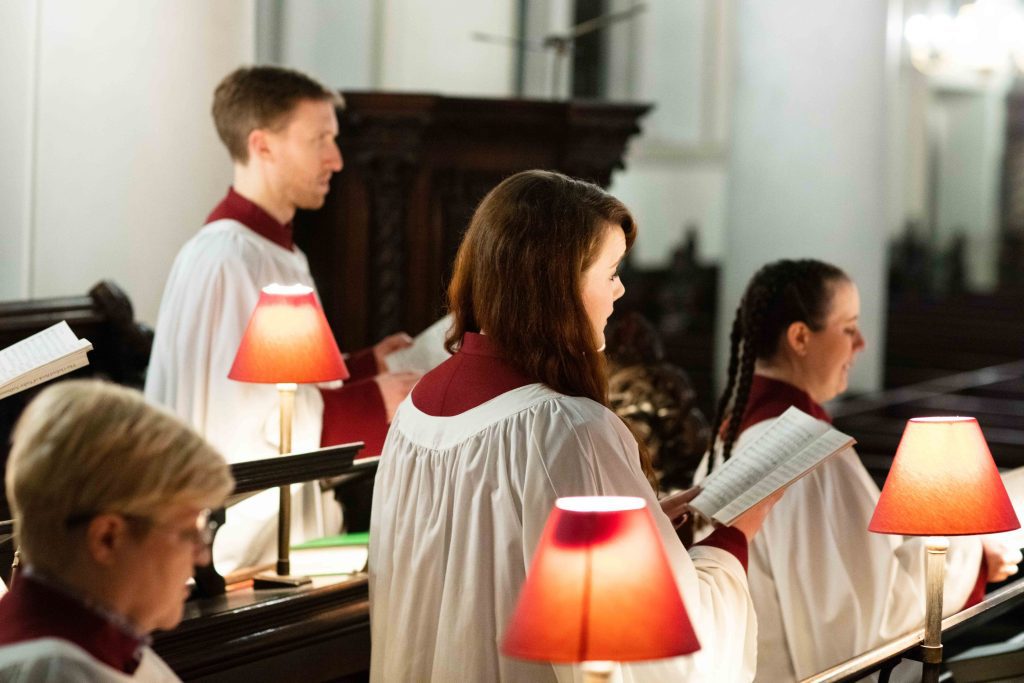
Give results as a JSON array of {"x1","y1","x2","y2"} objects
[
  {"x1": 373, "y1": 332, "x2": 414, "y2": 373},
  {"x1": 982, "y1": 538, "x2": 1023, "y2": 582},
  {"x1": 374, "y1": 371, "x2": 421, "y2": 422}
]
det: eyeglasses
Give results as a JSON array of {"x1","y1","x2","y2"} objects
[{"x1": 66, "y1": 508, "x2": 218, "y2": 548}]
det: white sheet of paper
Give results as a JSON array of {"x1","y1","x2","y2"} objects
[
  {"x1": 384, "y1": 315, "x2": 453, "y2": 374},
  {"x1": 690, "y1": 406, "x2": 855, "y2": 525}
]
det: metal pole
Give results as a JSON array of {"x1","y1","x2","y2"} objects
[
  {"x1": 922, "y1": 536, "x2": 949, "y2": 665},
  {"x1": 276, "y1": 383, "x2": 296, "y2": 576}
]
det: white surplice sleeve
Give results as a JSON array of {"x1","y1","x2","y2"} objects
[
  {"x1": 145, "y1": 221, "x2": 323, "y2": 463},
  {"x1": 520, "y1": 399, "x2": 757, "y2": 683}
]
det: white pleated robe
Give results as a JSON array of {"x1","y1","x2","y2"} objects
[
  {"x1": 698, "y1": 417, "x2": 983, "y2": 681},
  {"x1": 0, "y1": 638, "x2": 179, "y2": 682},
  {"x1": 370, "y1": 384, "x2": 757, "y2": 683},
  {"x1": 145, "y1": 219, "x2": 339, "y2": 572}
]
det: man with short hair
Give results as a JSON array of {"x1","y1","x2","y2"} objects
[
  {"x1": 0, "y1": 380, "x2": 234, "y2": 682},
  {"x1": 145, "y1": 66, "x2": 418, "y2": 571}
]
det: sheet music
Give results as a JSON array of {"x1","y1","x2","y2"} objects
[
  {"x1": 0, "y1": 322, "x2": 90, "y2": 383},
  {"x1": 384, "y1": 315, "x2": 453, "y2": 374},
  {"x1": 0, "y1": 321, "x2": 92, "y2": 399},
  {"x1": 690, "y1": 407, "x2": 855, "y2": 525}
]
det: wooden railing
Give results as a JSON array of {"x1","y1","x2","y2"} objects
[
  {"x1": 803, "y1": 578, "x2": 1024, "y2": 682},
  {"x1": 809, "y1": 360, "x2": 1024, "y2": 681},
  {"x1": 833, "y1": 360, "x2": 1024, "y2": 488}
]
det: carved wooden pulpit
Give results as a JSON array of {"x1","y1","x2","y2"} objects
[{"x1": 294, "y1": 93, "x2": 650, "y2": 349}]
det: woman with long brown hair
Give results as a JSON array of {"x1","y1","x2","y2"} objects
[{"x1": 369, "y1": 170, "x2": 773, "y2": 682}]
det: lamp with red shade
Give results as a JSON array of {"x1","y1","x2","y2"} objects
[
  {"x1": 229, "y1": 283, "x2": 348, "y2": 587},
  {"x1": 869, "y1": 417, "x2": 1019, "y2": 669},
  {"x1": 502, "y1": 496, "x2": 700, "y2": 682}
]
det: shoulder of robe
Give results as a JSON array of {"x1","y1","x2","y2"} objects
[
  {"x1": 541, "y1": 395, "x2": 634, "y2": 447},
  {"x1": 0, "y1": 639, "x2": 117, "y2": 683},
  {"x1": 169, "y1": 221, "x2": 274, "y2": 286},
  {"x1": 184, "y1": 220, "x2": 272, "y2": 264}
]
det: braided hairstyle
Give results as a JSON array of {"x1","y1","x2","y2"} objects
[{"x1": 708, "y1": 259, "x2": 848, "y2": 466}]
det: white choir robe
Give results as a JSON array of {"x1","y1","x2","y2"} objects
[
  {"x1": 0, "y1": 638, "x2": 179, "y2": 682},
  {"x1": 370, "y1": 384, "x2": 757, "y2": 683},
  {"x1": 145, "y1": 219, "x2": 340, "y2": 572},
  {"x1": 696, "y1": 417, "x2": 983, "y2": 681}
]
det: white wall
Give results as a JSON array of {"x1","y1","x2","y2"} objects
[
  {"x1": 0, "y1": 0, "x2": 255, "y2": 325},
  {"x1": 0, "y1": 1, "x2": 38, "y2": 301},
  {"x1": 378, "y1": 0, "x2": 516, "y2": 96},
  {"x1": 721, "y1": 0, "x2": 892, "y2": 394},
  {"x1": 272, "y1": 0, "x2": 517, "y2": 96},
  {"x1": 276, "y1": 0, "x2": 379, "y2": 90},
  {"x1": 608, "y1": 0, "x2": 732, "y2": 265},
  {"x1": 930, "y1": 86, "x2": 1007, "y2": 290}
]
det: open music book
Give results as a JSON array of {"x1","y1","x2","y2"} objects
[
  {"x1": 384, "y1": 314, "x2": 452, "y2": 374},
  {"x1": 0, "y1": 321, "x2": 92, "y2": 400},
  {"x1": 688, "y1": 406, "x2": 856, "y2": 526}
]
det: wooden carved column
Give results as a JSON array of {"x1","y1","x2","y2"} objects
[{"x1": 343, "y1": 112, "x2": 428, "y2": 341}]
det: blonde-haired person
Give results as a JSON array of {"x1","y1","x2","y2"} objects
[{"x1": 0, "y1": 380, "x2": 233, "y2": 682}]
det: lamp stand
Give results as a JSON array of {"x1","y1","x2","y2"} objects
[
  {"x1": 920, "y1": 535, "x2": 949, "y2": 681},
  {"x1": 581, "y1": 661, "x2": 614, "y2": 683},
  {"x1": 254, "y1": 383, "x2": 312, "y2": 589}
]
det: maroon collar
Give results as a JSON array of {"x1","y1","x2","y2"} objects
[
  {"x1": 0, "y1": 571, "x2": 148, "y2": 674},
  {"x1": 738, "y1": 374, "x2": 832, "y2": 433},
  {"x1": 459, "y1": 331, "x2": 504, "y2": 358},
  {"x1": 411, "y1": 333, "x2": 534, "y2": 416},
  {"x1": 206, "y1": 187, "x2": 294, "y2": 250}
]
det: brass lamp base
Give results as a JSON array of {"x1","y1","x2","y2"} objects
[
  {"x1": 252, "y1": 384, "x2": 308, "y2": 592},
  {"x1": 581, "y1": 661, "x2": 614, "y2": 683}
]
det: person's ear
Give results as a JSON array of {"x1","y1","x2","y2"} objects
[
  {"x1": 785, "y1": 321, "x2": 812, "y2": 357},
  {"x1": 248, "y1": 128, "x2": 272, "y2": 162},
  {"x1": 85, "y1": 514, "x2": 131, "y2": 567}
]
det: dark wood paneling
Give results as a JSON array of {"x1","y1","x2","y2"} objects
[{"x1": 294, "y1": 93, "x2": 651, "y2": 348}]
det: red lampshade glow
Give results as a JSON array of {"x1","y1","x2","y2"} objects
[
  {"x1": 228, "y1": 284, "x2": 349, "y2": 384},
  {"x1": 869, "y1": 417, "x2": 1019, "y2": 536},
  {"x1": 501, "y1": 496, "x2": 699, "y2": 664}
]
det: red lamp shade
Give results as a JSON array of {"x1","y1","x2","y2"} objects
[
  {"x1": 228, "y1": 284, "x2": 349, "y2": 384},
  {"x1": 869, "y1": 417, "x2": 1020, "y2": 536},
  {"x1": 501, "y1": 496, "x2": 699, "y2": 664}
]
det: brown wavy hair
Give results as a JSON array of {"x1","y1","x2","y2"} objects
[{"x1": 445, "y1": 170, "x2": 655, "y2": 485}]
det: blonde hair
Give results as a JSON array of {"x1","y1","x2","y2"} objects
[{"x1": 6, "y1": 380, "x2": 233, "y2": 571}]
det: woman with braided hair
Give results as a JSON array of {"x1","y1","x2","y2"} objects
[{"x1": 696, "y1": 258, "x2": 1021, "y2": 681}]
